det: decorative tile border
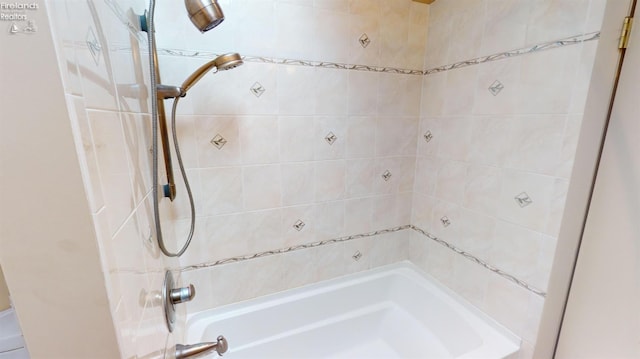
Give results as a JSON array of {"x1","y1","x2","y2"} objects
[
  {"x1": 153, "y1": 31, "x2": 599, "y2": 78},
  {"x1": 154, "y1": 48, "x2": 424, "y2": 75},
  {"x1": 410, "y1": 225, "x2": 546, "y2": 297},
  {"x1": 180, "y1": 225, "x2": 411, "y2": 271},
  {"x1": 178, "y1": 222, "x2": 545, "y2": 298},
  {"x1": 423, "y1": 31, "x2": 600, "y2": 76},
  {"x1": 245, "y1": 55, "x2": 428, "y2": 76}
]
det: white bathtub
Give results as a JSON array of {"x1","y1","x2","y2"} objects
[
  {"x1": 186, "y1": 261, "x2": 520, "y2": 358},
  {"x1": 0, "y1": 308, "x2": 29, "y2": 359}
]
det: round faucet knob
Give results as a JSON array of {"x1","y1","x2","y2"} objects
[{"x1": 169, "y1": 284, "x2": 196, "y2": 304}]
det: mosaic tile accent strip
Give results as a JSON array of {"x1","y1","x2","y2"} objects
[
  {"x1": 423, "y1": 31, "x2": 600, "y2": 76},
  {"x1": 515, "y1": 192, "x2": 533, "y2": 208},
  {"x1": 152, "y1": 31, "x2": 599, "y2": 78},
  {"x1": 324, "y1": 132, "x2": 337, "y2": 145},
  {"x1": 250, "y1": 82, "x2": 266, "y2": 97},
  {"x1": 359, "y1": 33, "x2": 371, "y2": 48},
  {"x1": 210, "y1": 134, "x2": 227, "y2": 149},
  {"x1": 177, "y1": 223, "x2": 545, "y2": 298},
  {"x1": 410, "y1": 225, "x2": 546, "y2": 297},
  {"x1": 488, "y1": 80, "x2": 504, "y2": 96},
  {"x1": 352, "y1": 251, "x2": 363, "y2": 261},
  {"x1": 293, "y1": 220, "x2": 306, "y2": 231},
  {"x1": 180, "y1": 225, "x2": 411, "y2": 271},
  {"x1": 240, "y1": 56, "x2": 426, "y2": 75},
  {"x1": 423, "y1": 130, "x2": 433, "y2": 143},
  {"x1": 154, "y1": 48, "x2": 425, "y2": 76},
  {"x1": 86, "y1": 27, "x2": 102, "y2": 65}
]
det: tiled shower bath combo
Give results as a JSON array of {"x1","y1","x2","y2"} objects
[{"x1": 44, "y1": 0, "x2": 607, "y2": 357}]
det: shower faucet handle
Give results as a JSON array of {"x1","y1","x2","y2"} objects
[
  {"x1": 169, "y1": 284, "x2": 196, "y2": 304},
  {"x1": 163, "y1": 271, "x2": 196, "y2": 332}
]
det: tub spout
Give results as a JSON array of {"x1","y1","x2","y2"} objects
[{"x1": 175, "y1": 336, "x2": 228, "y2": 358}]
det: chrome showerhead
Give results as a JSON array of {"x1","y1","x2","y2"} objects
[
  {"x1": 180, "y1": 53, "x2": 244, "y2": 94},
  {"x1": 185, "y1": 0, "x2": 225, "y2": 32}
]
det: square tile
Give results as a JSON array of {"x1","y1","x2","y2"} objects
[
  {"x1": 250, "y1": 82, "x2": 266, "y2": 98},
  {"x1": 423, "y1": 130, "x2": 434, "y2": 143},
  {"x1": 515, "y1": 192, "x2": 533, "y2": 208},
  {"x1": 359, "y1": 33, "x2": 371, "y2": 48},
  {"x1": 489, "y1": 80, "x2": 505, "y2": 96},
  {"x1": 293, "y1": 219, "x2": 306, "y2": 231},
  {"x1": 325, "y1": 131, "x2": 338, "y2": 145},
  {"x1": 210, "y1": 133, "x2": 227, "y2": 149},
  {"x1": 352, "y1": 250, "x2": 363, "y2": 261},
  {"x1": 382, "y1": 170, "x2": 392, "y2": 181}
]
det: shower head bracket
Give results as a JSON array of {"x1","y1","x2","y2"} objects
[
  {"x1": 157, "y1": 84, "x2": 185, "y2": 99},
  {"x1": 139, "y1": 10, "x2": 149, "y2": 33}
]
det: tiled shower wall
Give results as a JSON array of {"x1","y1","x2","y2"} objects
[
  {"x1": 47, "y1": 0, "x2": 429, "y2": 357},
  {"x1": 410, "y1": 0, "x2": 606, "y2": 356},
  {"x1": 154, "y1": 0, "x2": 428, "y2": 309},
  {"x1": 45, "y1": 0, "x2": 178, "y2": 358},
  {"x1": 44, "y1": 0, "x2": 608, "y2": 358}
]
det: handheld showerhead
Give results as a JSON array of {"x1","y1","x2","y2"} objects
[
  {"x1": 213, "y1": 53, "x2": 243, "y2": 71},
  {"x1": 179, "y1": 53, "x2": 243, "y2": 94},
  {"x1": 185, "y1": 0, "x2": 225, "y2": 32}
]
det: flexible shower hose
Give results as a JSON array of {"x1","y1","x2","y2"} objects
[{"x1": 147, "y1": 0, "x2": 196, "y2": 257}]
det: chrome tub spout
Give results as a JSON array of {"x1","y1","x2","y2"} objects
[{"x1": 175, "y1": 336, "x2": 228, "y2": 358}]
